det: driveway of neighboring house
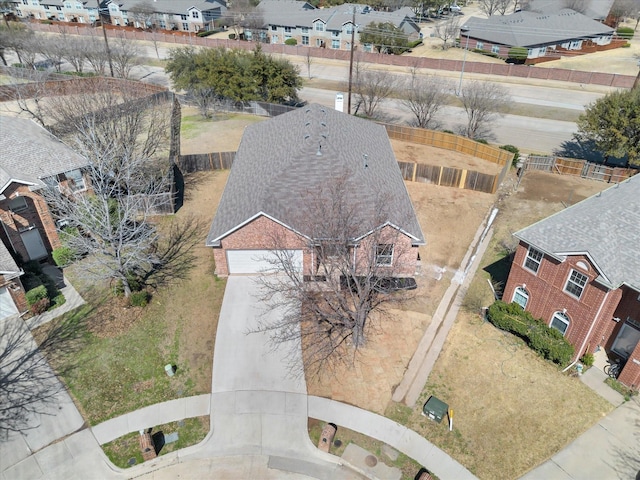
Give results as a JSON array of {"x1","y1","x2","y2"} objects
[{"x1": 0, "y1": 315, "x2": 85, "y2": 476}]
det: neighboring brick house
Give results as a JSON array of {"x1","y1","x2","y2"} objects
[
  {"x1": 206, "y1": 104, "x2": 425, "y2": 278},
  {"x1": 503, "y1": 175, "x2": 640, "y2": 388},
  {"x1": 0, "y1": 241, "x2": 27, "y2": 321},
  {"x1": 461, "y1": 7, "x2": 616, "y2": 62},
  {"x1": 8, "y1": 0, "x2": 227, "y2": 30},
  {"x1": 0, "y1": 116, "x2": 88, "y2": 265},
  {"x1": 255, "y1": 0, "x2": 420, "y2": 50}
]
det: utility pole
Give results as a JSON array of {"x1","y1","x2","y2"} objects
[
  {"x1": 96, "y1": 0, "x2": 114, "y2": 77},
  {"x1": 347, "y1": 6, "x2": 356, "y2": 115}
]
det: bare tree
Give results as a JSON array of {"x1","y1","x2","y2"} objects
[
  {"x1": 254, "y1": 175, "x2": 417, "y2": 377},
  {"x1": 223, "y1": 0, "x2": 263, "y2": 40},
  {"x1": 305, "y1": 48, "x2": 312, "y2": 79},
  {"x1": 353, "y1": 66, "x2": 397, "y2": 118},
  {"x1": 62, "y1": 35, "x2": 88, "y2": 74},
  {"x1": 129, "y1": 1, "x2": 162, "y2": 58},
  {"x1": 496, "y1": 0, "x2": 514, "y2": 15},
  {"x1": 459, "y1": 80, "x2": 510, "y2": 139},
  {"x1": 434, "y1": 14, "x2": 461, "y2": 49},
  {"x1": 110, "y1": 33, "x2": 141, "y2": 79},
  {"x1": 610, "y1": 0, "x2": 640, "y2": 28},
  {"x1": 83, "y1": 30, "x2": 109, "y2": 75},
  {"x1": 478, "y1": 0, "x2": 503, "y2": 16},
  {"x1": 401, "y1": 71, "x2": 451, "y2": 129},
  {"x1": 38, "y1": 29, "x2": 68, "y2": 72}
]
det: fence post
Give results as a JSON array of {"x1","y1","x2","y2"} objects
[
  {"x1": 438, "y1": 165, "x2": 443, "y2": 186},
  {"x1": 209, "y1": 152, "x2": 213, "y2": 170},
  {"x1": 412, "y1": 162, "x2": 417, "y2": 182},
  {"x1": 459, "y1": 169, "x2": 467, "y2": 189}
]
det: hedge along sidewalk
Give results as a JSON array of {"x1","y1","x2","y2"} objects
[{"x1": 25, "y1": 276, "x2": 86, "y2": 331}]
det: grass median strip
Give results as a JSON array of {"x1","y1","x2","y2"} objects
[{"x1": 102, "y1": 416, "x2": 209, "y2": 468}]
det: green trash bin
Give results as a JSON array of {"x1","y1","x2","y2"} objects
[{"x1": 422, "y1": 395, "x2": 448, "y2": 424}]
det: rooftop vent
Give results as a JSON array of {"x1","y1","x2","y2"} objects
[{"x1": 317, "y1": 144, "x2": 322, "y2": 156}]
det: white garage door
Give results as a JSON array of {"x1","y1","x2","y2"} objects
[
  {"x1": 227, "y1": 250, "x2": 303, "y2": 275},
  {"x1": 0, "y1": 286, "x2": 19, "y2": 320}
]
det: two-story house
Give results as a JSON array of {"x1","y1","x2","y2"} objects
[
  {"x1": 256, "y1": 0, "x2": 420, "y2": 51},
  {"x1": 502, "y1": 175, "x2": 640, "y2": 388},
  {"x1": 0, "y1": 116, "x2": 88, "y2": 265}
]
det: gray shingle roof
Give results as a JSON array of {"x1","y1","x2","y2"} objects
[
  {"x1": 0, "y1": 241, "x2": 19, "y2": 275},
  {"x1": 102, "y1": 0, "x2": 226, "y2": 15},
  {"x1": 0, "y1": 116, "x2": 88, "y2": 194},
  {"x1": 206, "y1": 104, "x2": 425, "y2": 247},
  {"x1": 463, "y1": 8, "x2": 614, "y2": 47},
  {"x1": 524, "y1": 0, "x2": 615, "y2": 21},
  {"x1": 514, "y1": 174, "x2": 640, "y2": 291},
  {"x1": 258, "y1": 0, "x2": 418, "y2": 33}
]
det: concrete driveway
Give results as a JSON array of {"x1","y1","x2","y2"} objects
[{"x1": 0, "y1": 315, "x2": 85, "y2": 477}]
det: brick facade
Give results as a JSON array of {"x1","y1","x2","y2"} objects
[
  {"x1": 503, "y1": 241, "x2": 640, "y2": 387},
  {"x1": 213, "y1": 215, "x2": 419, "y2": 278},
  {"x1": 0, "y1": 273, "x2": 28, "y2": 315},
  {"x1": 0, "y1": 183, "x2": 60, "y2": 262}
]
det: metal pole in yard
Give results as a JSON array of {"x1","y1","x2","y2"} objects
[
  {"x1": 96, "y1": 0, "x2": 114, "y2": 77},
  {"x1": 347, "y1": 6, "x2": 356, "y2": 115}
]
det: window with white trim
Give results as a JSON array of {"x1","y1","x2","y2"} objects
[
  {"x1": 376, "y1": 244, "x2": 393, "y2": 266},
  {"x1": 491, "y1": 45, "x2": 500, "y2": 54},
  {"x1": 191, "y1": 11, "x2": 199, "y2": 19},
  {"x1": 565, "y1": 270, "x2": 588, "y2": 299},
  {"x1": 331, "y1": 39, "x2": 339, "y2": 49},
  {"x1": 524, "y1": 246, "x2": 543, "y2": 273},
  {"x1": 550, "y1": 311, "x2": 570, "y2": 336},
  {"x1": 65, "y1": 169, "x2": 86, "y2": 192},
  {"x1": 302, "y1": 35, "x2": 309, "y2": 45},
  {"x1": 182, "y1": 22, "x2": 189, "y2": 30},
  {"x1": 9, "y1": 196, "x2": 28, "y2": 213},
  {"x1": 314, "y1": 21, "x2": 324, "y2": 31},
  {"x1": 332, "y1": 30, "x2": 340, "y2": 37},
  {"x1": 301, "y1": 27, "x2": 309, "y2": 33},
  {"x1": 513, "y1": 286, "x2": 529, "y2": 309},
  {"x1": 476, "y1": 41, "x2": 484, "y2": 49},
  {"x1": 284, "y1": 26, "x2": 292, "y2": 33}
]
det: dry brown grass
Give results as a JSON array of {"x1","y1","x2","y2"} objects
[{"x1": 383, "y1": 170, "x2": 613, "y2": 479}]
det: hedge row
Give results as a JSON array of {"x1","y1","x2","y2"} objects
[{"x1": 487, "y1": 301, "x2": 574, "y2": 365}]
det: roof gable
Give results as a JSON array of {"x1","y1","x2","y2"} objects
[
  {"x1": 515, "y1": 175, "x2": 640, "y2": 290},
  {"x1": 0, "y1": 116, "x2": 89, "y2": 195},
  {"x1": 207, "y1": 104, "x2": 424, "y2": 247}
]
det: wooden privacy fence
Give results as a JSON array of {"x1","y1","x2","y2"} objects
[
  {"x1": 383, "y1": 124, "x2": 513, "y2": 194},
  {"x1": 177, "y1": 151, "x2": 502, "y2": 194},
  {"x1": 524, "y1": 155, "x2": 637, "y2": 183},
  {"x1": 175, "y1": 152, "x2": 236, "y2": 173}
]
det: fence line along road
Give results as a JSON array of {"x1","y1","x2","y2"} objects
[
  {"x1": 524, "y1": 155, "x2": 637, "y2": 183},
  {"x1": 27, "y1": 22, "x2": 637, "y2": 90}
]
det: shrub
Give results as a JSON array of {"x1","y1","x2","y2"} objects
[
  {"x1": 26, "y1": 285, "x2": 48, "y2": 306},
  {"x1": 476, "y1": 138, "x2": 489, "y2": 145},
  {"x1": 487, "y1": 301, "x2": 574, "y2": 365},
  {"x1": 500, "y1": 144, "x2": 520, "y2": 167},
  {"x1": 228, "y1": 33, "x2": 236, "y2": 40},
  {"x1": 285, "y1": 38, "x2": 297, "y2": 46},
  {"x1": 197, "y1": 30, "x2": 217, "y2": 37},
  {"x1": 30, "y1": 297, "x2": 50, "y2": 315},
  {"x1": 616, "y1": 27, "x2": 634, "y2": 40},
  {"x1": 114, "y1": 272, "x2": 143, "y2": 296},
  {"x1": 407, "y1": 39, "x2": 423, "y2": 48},
  {"x1": 129, "y1": 291, "x2": 150, "y2": 307},
  {"x1": 24, "y1": 260, "x2": 43, "y2": 275},
  {"x1": 52, "y1": 246, "x2": 76, "y2": 267},
  {"x1": 580, "y1": 352, "x2": 595, "y2": 367},
  {"x1": 507, "y1": 46, "x2": 528, "y2": 62}
]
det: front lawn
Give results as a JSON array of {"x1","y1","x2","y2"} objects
[{"x1": 35, "y1": 172, "x2": 229, "y2": 426}]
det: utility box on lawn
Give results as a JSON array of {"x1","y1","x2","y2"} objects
[{"x1": 422, "y1": 396, "x2": 448, "y2": 424}]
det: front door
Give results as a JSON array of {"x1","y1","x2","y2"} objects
[
  {"x1": 612, "y1": 319, "x2": 640, "y2": 359},
  {"x1": 20, "y1": 228, "x2": 48, "y2": 260}
]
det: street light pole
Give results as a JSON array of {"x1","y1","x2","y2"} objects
[
  {"x1": 457, "y1": 25, "x2": 470, "y2": 96},
  {"x1": 96, "y1": 0, "x2": 114, "y2": 77},
  {"x1": 347, "y1": 6, "x2": 356, "y2": 115}
]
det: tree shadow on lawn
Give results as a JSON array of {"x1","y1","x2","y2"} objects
[
  {"x1": 483, "y1": 253, "x2": 513, "y2": 297},
  {"x1": 142, "y1": 215, "x2": 207, "y2": 290}
]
